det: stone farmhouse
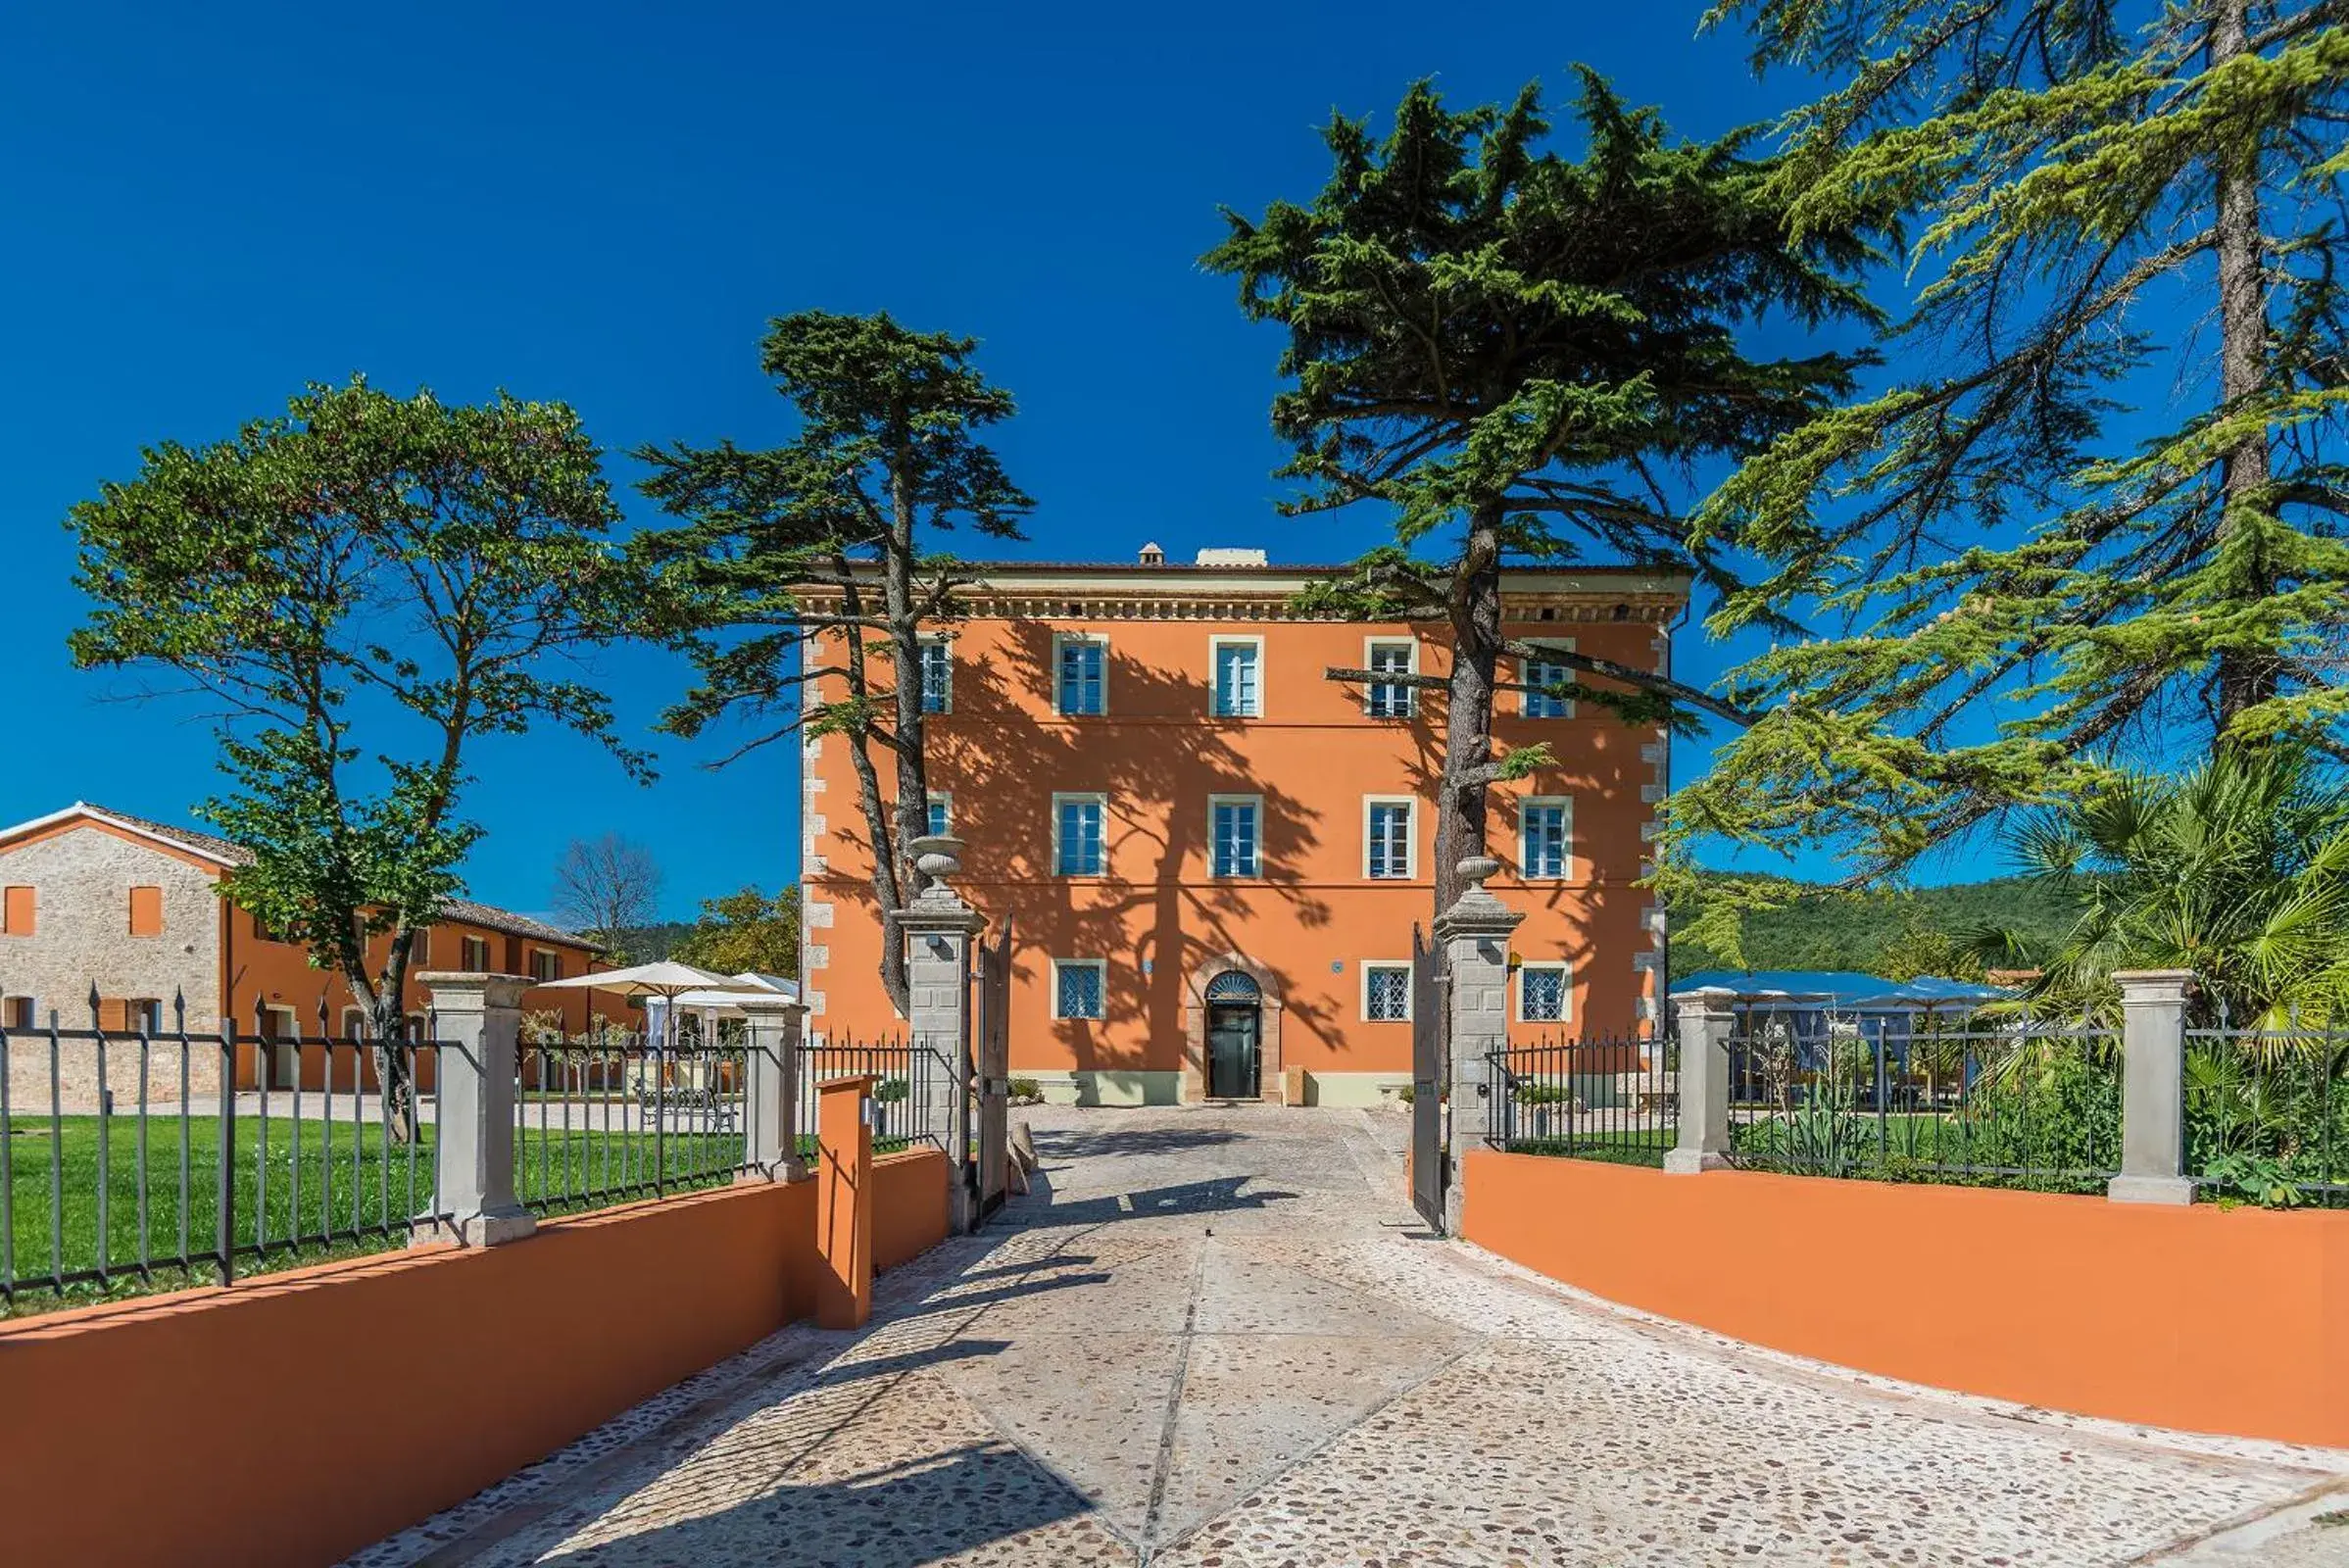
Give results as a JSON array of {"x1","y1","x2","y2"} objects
[
  {"x1": 801, "y1": 549, "x2": 1685, "y2": 1106},
  {"x1": 0, "y1": 802, "x2": 620, "y2": 1106}
]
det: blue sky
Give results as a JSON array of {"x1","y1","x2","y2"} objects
[{"x1": 4, "y1": 2, "x2": 1878, "y2": 921}]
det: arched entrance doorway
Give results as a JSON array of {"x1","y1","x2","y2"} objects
[
  {"x1": 1203, "y1": 971, "x2": 1261, "y2": 1100},
  {"x1": 1182, "y1": 955, "x2": 1287, "y2": 1103}
]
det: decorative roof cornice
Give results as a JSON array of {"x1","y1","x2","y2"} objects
[{"x1": 801, "y1": 563, "x2": 1689, "y2": 625}]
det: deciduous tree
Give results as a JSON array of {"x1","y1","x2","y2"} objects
[
  {"x1": 670, "y1": 886, "x2": 802, "y2": 978},
  {"x1": 69, "y1": 378, "x2": 653, "y2": 1133},
  {"x1": 552, "y1": 832, "x2": 665, "y2": 957},
  {"x1": 1204, "y1": 72, "x2": 1875, "y2": 907}
]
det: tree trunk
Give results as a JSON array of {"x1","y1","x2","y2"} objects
[
  {"x1": 880, "y1": 472, "x2": 934, "y2": 907},
  {"x1": 827, "y1": 565, "x2": 913, "y2": 1017},
  {"x1": 2210, "y1": 0, "x2": 2276, "y2": 733},
  {"x1": 1432, "y1": 508, "x2": 1505, "y2": 914},
  {"x1": 354, "y1": 937, "x2": 418, "y2": 1145}
]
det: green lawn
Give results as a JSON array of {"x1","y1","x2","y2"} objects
[{"x1": 3, "y1": 1113, "x2": 753, "y2": 1318}]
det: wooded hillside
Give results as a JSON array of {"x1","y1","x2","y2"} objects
[{"x1": 1669, "y1": 873, "x2": 2077, "y2": 980}]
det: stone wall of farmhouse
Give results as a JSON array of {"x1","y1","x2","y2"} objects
[{"x1": 0, "y1": 826, "x2": 224, "y2": 1108}]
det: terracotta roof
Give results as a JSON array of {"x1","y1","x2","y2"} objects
[{"x1": 66, "y1": 803, "x2": 600, "y2": 952}]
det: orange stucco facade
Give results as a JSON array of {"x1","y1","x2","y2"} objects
[
  {"x1": 0, "y1": 807, "x2": 629, "y2": 1097},
  {"x1": 802, "y1": 560, "x2": 1685, "y2": 1105}
]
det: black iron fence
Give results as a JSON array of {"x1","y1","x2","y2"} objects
[
  {"x1": 1724, "y1": 1010, "x2": 2121, "y2": 1193},
  {"x1": 798, "y1": 1036, "x2": 953, "y2": 1152},
  {"x1": 514, "y1": 1035, "x2": 757, "y2": 1216},
  {"x1": 2, "y1": 994, "x2": 450, "y2": 1312},
  {"x1": 2183, "y1": 1021, "x2": 2348, "y2": 1208},
  {"x1": 1487, "y1": 1035, "x2": 1678, "y2": 1165}
]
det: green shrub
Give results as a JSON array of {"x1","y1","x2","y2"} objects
[
  {"x1": 1733, "y1": 1089, "x2": 1870, "y2": 1177},
  {"x1": 2183, "y1": 1044, "x2": 2346, "y2": 1204},
  {"x1": 1956, "y1": 1041, "x2": 2121, "y2": 1188},
  {"x1": 1006, "y1": 1077, "x2": 1042, "y2": 1101}
]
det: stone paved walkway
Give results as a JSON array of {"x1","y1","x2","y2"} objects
[{"x1": 353, "y1": 1106, "x2": 2349, "y2": 1567}]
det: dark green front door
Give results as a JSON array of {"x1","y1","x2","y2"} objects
[{"x1": 1207, "y1": 1004, "x2": 1260, "y2": 1099}]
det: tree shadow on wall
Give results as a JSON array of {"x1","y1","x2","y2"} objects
[{"x1": 829, "y1": 635, "x2": 1348, "y2": 1076}]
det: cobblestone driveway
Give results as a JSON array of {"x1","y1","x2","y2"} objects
[{"x1": 354, "y1": 1106, "x2": 2349, "y2": 1567}]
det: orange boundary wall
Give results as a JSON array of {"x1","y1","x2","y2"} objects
[
  {"x1": 1463, "y1": 1149, "x2": 2349, "y2": 1449},
  {"x1": 876, "y1": 1146, "x2": 953, "y2": 1273},
  {"x1": 0, "y1": 1148, "x2": 954, "y2": 1568}
]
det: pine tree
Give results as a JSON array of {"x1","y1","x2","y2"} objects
[
  {"x1": 1205, "y1": 71, "x2": 1876, "y2": 908},
  {"x1": 636, "y1": 312, "x2": 1028, "y2": 1010},
  {"x1": 1676, "y1": 0, "x2": 2349, "y2": 942}
]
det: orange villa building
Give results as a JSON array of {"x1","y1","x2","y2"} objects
[
  {"x1": 802, "y1": 550, "x2": 1687, "y2": 1107},
  {"x1": 0, "y1": 802, "x2": 625, "y2": 1102}
]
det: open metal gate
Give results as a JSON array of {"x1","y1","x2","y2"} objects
[
  {"x1": 970, "y1": 916, "x2": 1013, "y2": 1224},
  {"x1": 1409, "y1": 921, "x2": 1447, "y2": 1232}
]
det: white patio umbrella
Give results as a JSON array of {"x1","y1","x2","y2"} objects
[{"x1": 533, "y1": 960, "x2": 770, "y2": 1059}]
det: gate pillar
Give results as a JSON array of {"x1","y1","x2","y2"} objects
[
  {"x1": 1434, "y1": 857, "x2": 1524, "y2": 1235},
  {"x1": 888, "y1": 835, "x2": 986, "y2": 1235},
  {"x1": 1665, "y1": 988, "x2": 1737, "y2": 1173},
  {"x1": 736, "y1": 992, "x2": 807, "y2": 1182}
]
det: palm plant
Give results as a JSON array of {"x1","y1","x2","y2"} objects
[{"x1": 1974, "y1": 746, "x2": 2349, "y2": 1032}]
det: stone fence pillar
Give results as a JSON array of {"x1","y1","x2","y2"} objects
[
  {"x1": 2109, "y1": 969, "x2": 2194, "y2": 1205},
  {"x1": 1435, "y1": 857, "x2": 1523, "y2": 1235},
  {"x1": 888, "y1": 835, "x2": 985, "y2": 1235},
  {"x1": 736, "y1": 992, "x2": 807, "y2": 1182},
  {"x1": 1665, "y1": 987, "x2": 1736, "y2": 1174},
  {"x1": 419, "y1": 972, "x2": 534, "y2": 1246}
]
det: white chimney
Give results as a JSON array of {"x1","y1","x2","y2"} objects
[
  {"x1": 1195, "y1": 548, "x2": 1269, "y2": 567},
  {"x1": 1139, "y1": 541, "x2": 1165, "y2": 565}
]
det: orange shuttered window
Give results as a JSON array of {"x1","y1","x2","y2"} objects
[
  {"x1": 128, "y1": 885, "x2": 165, "y2": 937},
  {"x1": 2, "y1": 886, "x2": 32, "y2": 935}
]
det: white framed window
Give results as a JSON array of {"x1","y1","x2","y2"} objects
[
  {"x1": 1520, "y1": 639, "x2": 1577, "y2": 718},
  {"x1": 1209, "y1": 795, "x2": 1261, "y2": 877},
  {"x1": 918, "y1": 637, "x2": 953, "y2": 714},
  {"x1": 1363, "y1": 797, "x2": 1415, "y2": 880},
  {"x1": 1210, "y1": 636, "x2": 1263, "y2": 718},
  {"x1": 1052, "y1": 793, "x2": 1106, "y2": 877},
  {"x1": 1362, "y1": 962, "x2": 1411, "y2": 1022},
  {"x1": 1052, "y1": 958, "x2": 1105, "y2": 1020},
  {"x1": 1364, "y1": 638, "x2": 1417, "y2": 717},
  {"x1": 340, "y1": 1005, "x2": 367, "y2": 1040},
  {"x1": 530, "y1": 948, "x2": 563, "y2": 983},
  {"x1": 1517, "y1": 961, "x2": 1570, "y2": 1023},
  {"x1": 927, "y1": 792, "x2": 952, "y2": 839},
  {"x1": 1054, "y1": 633, "x2": 1107, "y2": 715},
  {"x1": 1520, "y1": 797, "x2": 1572, "y2": 880}
]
